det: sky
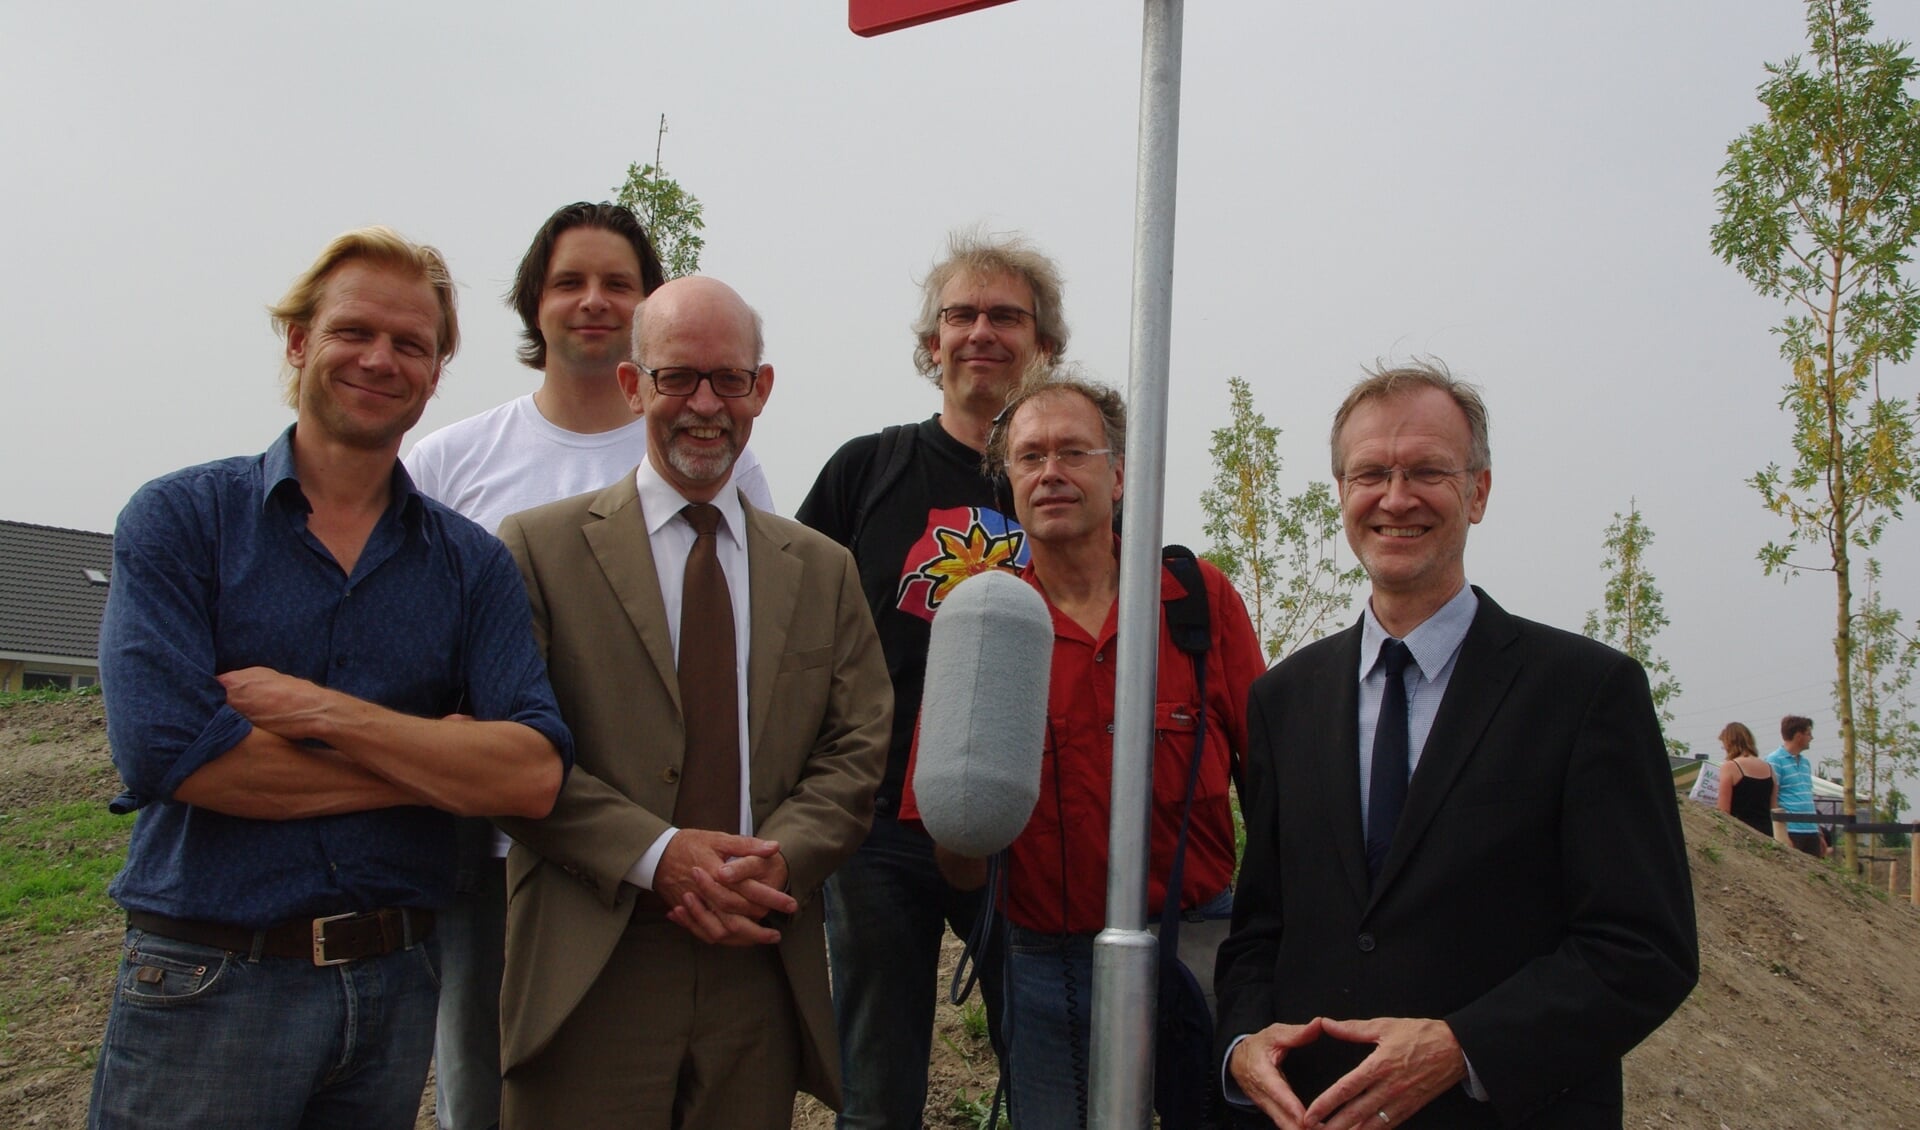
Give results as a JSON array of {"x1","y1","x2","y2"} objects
[{"x1": 5, "y1": 1, "x2": 1920, "y2": 802}]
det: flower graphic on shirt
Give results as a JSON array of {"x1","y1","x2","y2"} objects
[{"x1": 896, "y1": 507, "x2": 1028, "y2": 621}]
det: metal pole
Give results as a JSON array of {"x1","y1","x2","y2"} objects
[{"x1": 1090, "y1": 1, "x2": 1183, "y2": 1127}]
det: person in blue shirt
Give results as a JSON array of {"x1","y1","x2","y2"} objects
[
  {"x1": 88, "y1": 227, "x2": 573, "y2": 1130},
  {"x1": 1766, "y1": 714, "x2": 1825, "y2": 858}
]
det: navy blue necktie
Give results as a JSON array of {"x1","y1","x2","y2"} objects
[{"x1": 1366, "y1": 639, "x2": 1414, "y2": 882}]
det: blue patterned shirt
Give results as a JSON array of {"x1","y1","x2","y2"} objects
[{"x1": 100, "y1": 426, "x2": 572, "y2": 928}]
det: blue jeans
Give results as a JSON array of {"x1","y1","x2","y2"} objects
[
  {"x1": 433, "y1": 844, "x2": 507, "y2": 1130},
  {"x1": 824, "y1": 809, "x2": 1005, "y2": 1130},
  {"x1": 88, "y1": 927, "x2": 440, "y2": 1130},
  {"x1": 1005, "y1": 890, "x2": 1234, "y2": 1130}
]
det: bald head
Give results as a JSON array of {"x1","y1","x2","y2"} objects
[
  {"x1": 615, "y1": 276, "x2": 775, "y2": 504},
  {"x1": 630, "y1": 276, "x2": 765, "y2": 369}
]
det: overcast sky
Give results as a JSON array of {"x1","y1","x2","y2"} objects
[{"x1": 6, "y1": 1, "x2": 1920, "y2": 795}]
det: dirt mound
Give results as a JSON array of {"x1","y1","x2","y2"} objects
[{"x1": 2, "y1": 694, "x2": 1917, "y2": 1128}]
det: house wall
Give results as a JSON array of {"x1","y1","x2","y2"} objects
[{"x1": 0, "y1": 659, "x2": 99, "y2": 693}]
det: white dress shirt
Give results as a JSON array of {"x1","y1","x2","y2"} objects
[{"x1": 624, "y1": 458, "x2": 756, "y2": 890}]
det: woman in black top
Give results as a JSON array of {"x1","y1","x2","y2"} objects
[{"x1": 1716, "y1": 721, "x2": 1778, "y2": 838}]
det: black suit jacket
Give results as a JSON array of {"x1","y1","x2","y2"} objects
[{"x1": 1214, "y1": 590, "x2": 1697, "y2": 1128}]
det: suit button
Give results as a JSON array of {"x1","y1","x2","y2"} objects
[
  {"x1": 1357, "y1": 933, "x2": 1376, "y2": 952},
  {"x1": 662, "y1": 766, "x2": 681, "y2": 784}
]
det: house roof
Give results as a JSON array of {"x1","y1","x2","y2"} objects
[{"x1": 0, "y1": 519, "x2": 114, "y2": 665}]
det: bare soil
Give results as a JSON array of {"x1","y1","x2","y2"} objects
[{"x1": 3, "y1": 695, "x2": 1918, "y2": 1128}]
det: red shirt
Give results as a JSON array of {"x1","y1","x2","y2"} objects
[{"x1": 902, "y1": 556, "x2": 1266, "y2": 934}]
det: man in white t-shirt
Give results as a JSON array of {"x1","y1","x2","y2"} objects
[{"x1": 405, "y1": 202, "x2": 773, "y2": 1130}]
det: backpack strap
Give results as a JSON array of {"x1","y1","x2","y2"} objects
[
  {"x1": 1161, "y1": 545, "x2": 1211, "y2": 658},
  {"x1": 1161, "y1": 545, "x2": 1247, "y2": 810},
  {"x1": 849, "y1": 423, "x2": 918, "y2": 621}
]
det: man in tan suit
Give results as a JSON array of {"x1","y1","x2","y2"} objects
[{"x1": 494, "y1": 276, "x2": 891, "y2": 1129}]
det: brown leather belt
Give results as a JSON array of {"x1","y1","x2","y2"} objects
[{"x1": 127, "y1": 908, "x2": 434, "y2": 966}]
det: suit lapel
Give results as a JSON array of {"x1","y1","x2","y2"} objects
[
  {"x1": 1370, "y1": 590, "x2": 1522, "y2": 901},
  {"x1": 1312, "y1": 621, "x2": 1372, "y2": 906},
  {"x1": 743, "y1": 502, "x2": 802, "y2": 775},
  {"x1": 582, "y1": 477, "x2": 682, "y2": 714}
]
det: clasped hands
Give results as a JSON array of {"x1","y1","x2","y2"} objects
[
  {"x1": 655, "y1": 829, "x2": 796, "y2": 947},
  {"x1": 1228, "y1": 1015, "x2": 1466, "y2": 1130}
]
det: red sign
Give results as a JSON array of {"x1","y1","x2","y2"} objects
[{"x1": 850, "y1": 0, "x2": 1018, "y2": 37}]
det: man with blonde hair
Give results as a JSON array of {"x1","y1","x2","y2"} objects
[
  {"x1": 90, "y1": 227, "x2": 572, "y2": 1130},
  {"x1": 797, "y1": 229, "x2": 1069, "y2": 1128}
]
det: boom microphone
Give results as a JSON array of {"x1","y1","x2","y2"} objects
[{"x1": 914, "y1": 569, "x2": 1053, "y2": 857}]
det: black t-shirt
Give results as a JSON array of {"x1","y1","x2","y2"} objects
[{"x1": 795, "y1": 415, "x2": 1027, "y2": 810}]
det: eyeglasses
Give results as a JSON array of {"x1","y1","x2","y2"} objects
[
  {"x1": 1010, "y1": 448, "x2": 1114, "y2": 475},
  {"x1": 1339, "y1": 466, "x2": 1473, "y2": 490},
  {"x1": 939, "y1": 305, "x2": 1035, "y2": 330},
  {"x1": 641, "y1": 366, "x2": 758, "y2": 398}
]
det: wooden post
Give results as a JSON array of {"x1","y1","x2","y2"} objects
[{"x1": 1911, "y1": 835, "x2": 1919, "y2": 908}]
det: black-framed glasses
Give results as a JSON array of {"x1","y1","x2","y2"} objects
[
  {"x1": 939, "y1": 305, "x2": 1035, "y2": 330},
  {"x1": 1010, "y1": 448, "x2": 1114, "y2": 475},
  {"x1": 1339, "y1": 466, "x2": 1473, "y2": 490},
  {"x1": 641, "y1": 366, "x2": 758, "y2": 398}
]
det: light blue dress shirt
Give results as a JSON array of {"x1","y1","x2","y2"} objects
[{"x1": 1356, "y1": 584, "x2": 1479, "y2": 837}]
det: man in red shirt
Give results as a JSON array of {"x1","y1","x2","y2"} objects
[{"x1": 903, "y1": 372, "x2": 1265, "y2": 1128}]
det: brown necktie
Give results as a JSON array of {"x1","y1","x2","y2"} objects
[{"x1": 672, "y1": 503, "x2": 739, "y2": 833}]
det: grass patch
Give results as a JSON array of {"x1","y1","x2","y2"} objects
[
  {"x1": 948, "y1": 1086, "x2": 1011, "y2": 1130},
  {"x1": 0, "y1": 800, "x2": 127, "y2": 934},
  {"x1": 960, "y1": 998, "x2": 990, "y2": 1043},
  {"x1": 0, "y1": 685, "x2": 102, "y2": 709},
  {"x1": 1697, "y1": 842, "x2": 1723, "y2": 864}
]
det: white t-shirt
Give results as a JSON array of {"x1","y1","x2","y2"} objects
[
  {"x1": 403, "y1": 392, "x2": 776, "y2": 859},
  {"x1": 403, "y1": 393, "x2": 775, "y2": 536}
]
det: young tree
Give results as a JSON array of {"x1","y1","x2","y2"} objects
[
  {"x1": 1200, "y1": 376, "x2": 1363, "y2": 660},
  {"x1": 1583, "y1": 501, "x2": 1688, "y2": 757},
  {"x1": 614, "y1": 115, "x2": 706, "y2": 278},
  {"x1": 1843, "y1": 559, "x2": 1920, "y2": 858},
  {"x1": 1710, "y1": 0, "x2": 1920, "y2": 870}
]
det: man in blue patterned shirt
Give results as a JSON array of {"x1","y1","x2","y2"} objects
[{"x1": 88, "y1": 227, "x2": 573, "y2": 1130}]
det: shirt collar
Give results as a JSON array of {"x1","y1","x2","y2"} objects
[
  {"x1": 634, "y1": 456, "x2": 748, "y2": 551},
  {"x1": 261, "y1": 424, "x2": 427, "y2": 533},
  {"x1": 1359, "y1": 582, "x2": 1479, "y2": 681}
]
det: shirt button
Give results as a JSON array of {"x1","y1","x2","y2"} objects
[
  {"x1": 1357, "y1": 933, "x2": 1376, "y2": 953},
  {"x1": 1106, "y1": 723, "x2": 1115, "y2": 735},
  {"x1": 662, "y1": 766, "x2": 681, "y2": 784},
  {"x1": 1095, "y1": 652, "x2": 1105, "y2": 663}
]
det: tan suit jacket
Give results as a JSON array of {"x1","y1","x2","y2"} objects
[{"x1": 494, "y1": 473, "x2": 890, "y2": 1107}]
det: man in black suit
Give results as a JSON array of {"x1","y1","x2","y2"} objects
[{"x1": 1214, "y1": 363, "x2": 1697, "y2": 1129}]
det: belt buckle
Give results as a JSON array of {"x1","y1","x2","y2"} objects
[{"x1": 311, "y1": 911, "x2": 360, "y2": 966}]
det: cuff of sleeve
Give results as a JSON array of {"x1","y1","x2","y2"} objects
[
  {"x1": 155, "y1": 705, "x2": 253, "y2": 800},
  {"x1": 1462, "y1": 1053, "x2": 1488, "y2": 1102},
  {"x1": 625, "y1": 827, "x2": 678, "y2": 890},
  {"x1": 1222, "y1": 1034, "x2": 1253, "y2": 1107}
]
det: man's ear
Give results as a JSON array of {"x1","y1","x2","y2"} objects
[
  {"x1": 285, "y1": 323, "x2": 310, "y2": 370},
  {"x1": 749, "y1": 363, "x2": 775, "y2": 414},
  {"x1": 617, "y1": 361, "x2": 645, "y2": 416}
]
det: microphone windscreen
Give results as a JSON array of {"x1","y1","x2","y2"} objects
[{"x1": 915, "y1": 570, "x2": 1053, "y2": 856}]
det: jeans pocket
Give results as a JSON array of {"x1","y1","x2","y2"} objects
[
  {"x1": 119, "y1": 935, "x2": 231, "y2": 1008},
  {"x1": 411, "y1": 936, "x2": 444, "y2": 990}
]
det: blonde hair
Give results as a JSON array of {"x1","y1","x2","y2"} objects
[
  {"x1": 912, "y1": 228, "x2": 1068, "y2": 383},
  {"x1": 1330, "y1": 359, "x2": 1490, "y2": 478},
  {"x1": 1719, "y1": 722, "x2": 1758, "y2": 760},
  {"x1": 268, "y1": 226, "x2": 459, "y2": 406}
]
